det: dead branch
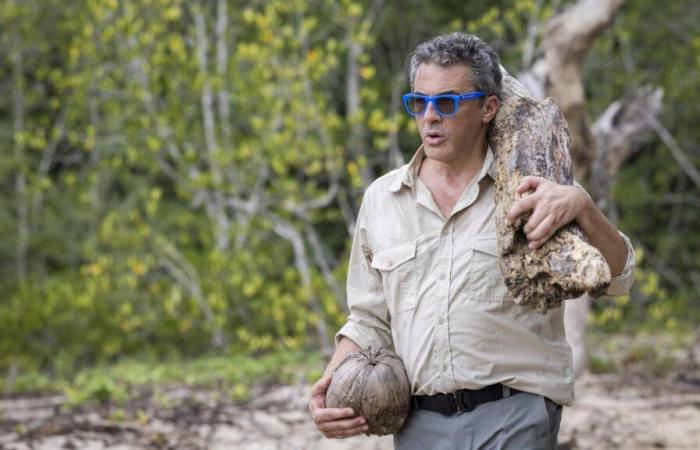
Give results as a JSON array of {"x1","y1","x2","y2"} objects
[
  {"x1": 305, "y1": 224, "x2": 344, "y2": 308},
  {"x1": 491, "y1": 70, "x2": 611, "y2": 311},
  {"x1": 589, "y1": 86, "x2": 663, "y2": 204}
]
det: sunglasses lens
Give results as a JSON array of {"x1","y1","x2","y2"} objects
[
  {"x1": 436, "y1": 96, "x2": 456, "y2": 115},
  {"x1": 408, "y1": 96, "x2": 426, "y2": 114}
]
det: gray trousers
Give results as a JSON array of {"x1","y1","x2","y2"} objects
[{"x1": 394, "y1": 392, "x2": 562, "y2": 450}]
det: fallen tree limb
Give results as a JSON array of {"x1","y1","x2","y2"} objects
[{"x1": 489, "y1": 69, "x2": 611, "y2": 312}]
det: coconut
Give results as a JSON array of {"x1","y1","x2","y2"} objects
[{"x1": 325, "y1": 347, "x2": 411, "y2": 436}]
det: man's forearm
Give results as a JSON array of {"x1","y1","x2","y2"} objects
[
  {"x1": 576, "y1": 198, "x2": 627, "y2": 277},
  {"x1": 323, "y1": 336, "x2": 361, "y2": 378}
]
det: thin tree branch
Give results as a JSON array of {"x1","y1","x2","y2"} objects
[
  {"x1": 270, "y1": 215, "x2": 333, "y2": 355},
  {"x1": 337, "y1": 187, "x2": 357, "y2": 236},
  {"x1": 194, "y1": 5, "x2": 231, "y2": 251},
  {"x1": 12, "y1": 32, "x2": 28, "y2": 283},
  {"x1": 305, "y1": 224, "x2": 343, "y2": 304},
  {"x1": 31, "y1": 107, "x2": 66, "y2": 234},
  {"x1": 651, "y1": 118, "x2": 700, "y2": 189},
  {"x1": 215, "y1": 0, "x2": 233, "y2": 151},
  {"x1": 156, "y1": 236, "x2": 225, "y2": 347}
]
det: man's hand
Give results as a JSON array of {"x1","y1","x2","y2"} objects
[
  {"x1": 506, "y1": 176, "x2": 590, "y2": 250},
  {"x1": 308, "y1": 375, "x2": 369, "y2": 439}
]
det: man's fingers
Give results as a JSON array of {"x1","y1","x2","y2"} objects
[
  {"x1": 308, "y1": 375, "x2": 367, "y2": 438},
  {"x1": 317, "y1": 415, "x2": 366, "y2": 433},
  {"x1": 528, "y1": 237, "x2": 548, "y2": 250},
  {"x1": 309, "y1": 393, "x2": 325, "y2": 412},
  {"x1": 311, "y1": 375, "x2": 331, "y2": 396},
  {"x1": 324, "y1": 423, "x2": 370, "y2": 439},
  {"x1": 506, "y1": 195, "x2": 536, "y2": 224},
  {"x1": 309, "y1": 376, "x2": 331, "y2": 412},
  {"x1": 522, "y1": 204, "x2": 548, "y2": 234},
  {"x1": 526, "y1": 215, "x2": 555, "y2": 242},
  {"x1": 516, "y1": 176, "x2": 545, "y2": 194},
  {"x1": 312, "y1": 407, "x2": 357, "y2": 424}
]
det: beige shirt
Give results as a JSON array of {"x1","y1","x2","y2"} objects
[{"x1": 336, "y1": 147, "x2": 635, "y2": 406}]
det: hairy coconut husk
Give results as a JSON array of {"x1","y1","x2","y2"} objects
[{"x1": 325, "y1": 347, "x2": 411, "y2": 436}]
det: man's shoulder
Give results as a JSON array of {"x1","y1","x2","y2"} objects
[{"x1": 363, "y1": 164, "x2": 409, "y2": 199}]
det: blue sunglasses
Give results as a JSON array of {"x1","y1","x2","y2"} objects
[{"x1": 402, "y1": 91, "x2": 486, "y2": 117}]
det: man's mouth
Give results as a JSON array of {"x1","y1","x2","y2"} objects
[{"x1": 424, "y1": 130, "x2": 446, "y2": 146}]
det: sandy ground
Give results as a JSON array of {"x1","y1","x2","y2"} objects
[{"x1": 1, "y1": 373, "x2": 699, "y2": 449}]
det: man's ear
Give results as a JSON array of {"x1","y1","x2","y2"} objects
[{"x1": 481, "y1": 95, "x2": 500, "y2": 123}]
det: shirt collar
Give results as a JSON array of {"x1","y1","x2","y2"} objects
[{"x1": 387, "y1": 146, "x2": 497, "y2": 192}]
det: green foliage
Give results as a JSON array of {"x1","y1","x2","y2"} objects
[
  {"x1": 65, "y1": 374, "x2": 129, "y2": 407},
  {"x1": 587, "y1": 328, "x2": 693, "y2": 377},
  {"x1": 0, "y1": 350, "x2": 324, "y2": 407},
  {"x1": 0, "y1": 0, "x2": 356, "y2": 372},
  {"x1": 0, "y1": 0, "x2": 698, "y2": 379}
]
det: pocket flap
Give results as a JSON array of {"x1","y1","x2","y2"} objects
[
  {"x1": 371, "y1": 242, "x2": 416, "y2": 271},
  {"x1": 471, "y1": 235, "x2": 499, "y2": 257}
]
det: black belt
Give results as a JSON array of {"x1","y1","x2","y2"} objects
[{"x1": 413, "y1": 384, "x2": 520, "y2": 415}]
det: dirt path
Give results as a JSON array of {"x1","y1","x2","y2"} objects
[{"x1": 1, "y1": 373, "x2": 699, "y2": 449}]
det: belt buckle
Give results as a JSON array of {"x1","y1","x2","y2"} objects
[
  {"x1": 448, "y1": 391, "x2": 475, "y2": 413},
  {"x1": 447, "y1": 392, "x2": 463, "y2": 413}
]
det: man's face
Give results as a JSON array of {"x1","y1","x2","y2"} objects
[{"x1": 412, "y1": 63, "x2": 497, "y2": 164}]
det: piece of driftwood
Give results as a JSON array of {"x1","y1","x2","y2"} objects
[{"x1": 489, "y1": 69, "x2": 611, "y2": 312}]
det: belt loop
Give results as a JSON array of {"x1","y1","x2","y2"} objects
[{"x1": 502, "y1": 384, "x2": 511, "y2": 398}]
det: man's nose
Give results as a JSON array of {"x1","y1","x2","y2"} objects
[{"x1": 423, "y1": 101, "x2": 442, "y2": 122}]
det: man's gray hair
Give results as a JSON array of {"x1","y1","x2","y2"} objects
[{"x1": 408, "y1": 32, "x2": 502, "y2": 98}]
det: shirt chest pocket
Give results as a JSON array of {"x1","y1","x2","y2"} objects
[
  {"x1": 370, "y1": 242, "x2": 417, "y2": 314},
  {"x1": 464, "y1": 234, "x2": 511, "y2": 303}
]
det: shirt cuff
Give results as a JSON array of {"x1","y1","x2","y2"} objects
[
  {"x1": 335, "y1": 320, "x2": 393, "y2": 351},
  {"x1": 605, "y1": 232, "x2": 636, "y2": 296}
]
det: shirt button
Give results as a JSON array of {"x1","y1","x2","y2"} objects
[
  {"x1": 438, "y1": 317, "x2": 444, "y2": 324},
  {"x1": 441, "y1": 229, "x2": 448, "y2": 237},
  {"x1": 442, "y1": 364, "x2": 448, "y2": 371},
  {"x1": 439, "y1": 272, "x2": 446, "y2": 280}
]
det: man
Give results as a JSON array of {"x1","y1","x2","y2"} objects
[{"x1": 308, "y1": 32, "x2": 634, "y2": 449}]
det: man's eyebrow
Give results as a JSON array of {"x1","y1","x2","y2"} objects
[{"x1": 413, "y1": 90, "x2": 459, "y2": 96}]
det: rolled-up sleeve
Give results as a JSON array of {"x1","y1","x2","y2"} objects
[
  {"x1": 335, "y1": 200, "x2": 393, "y2": 350},
  {"x1": 605, "y1": 231, "x2": 636, "y2": 296}
]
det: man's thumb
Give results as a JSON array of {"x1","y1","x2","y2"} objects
[{"x1": 313, "y1": 374, "x2": 332, "y2": 395}]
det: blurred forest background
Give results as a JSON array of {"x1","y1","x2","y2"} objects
[{"x1": 0, "y1": 0, "x2": 699, "y2": 394}]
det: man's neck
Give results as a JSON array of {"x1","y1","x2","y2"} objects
[
  {"x1": 420, "y1": 143, "x2": 488, "y2": 187},
  {"x1": 417, "y1": 142, "x2": 489, "y2": 219}
]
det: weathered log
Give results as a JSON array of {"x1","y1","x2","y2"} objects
[{"x1": 489, "y1": 70, "x2": 611, "y2": 312}]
